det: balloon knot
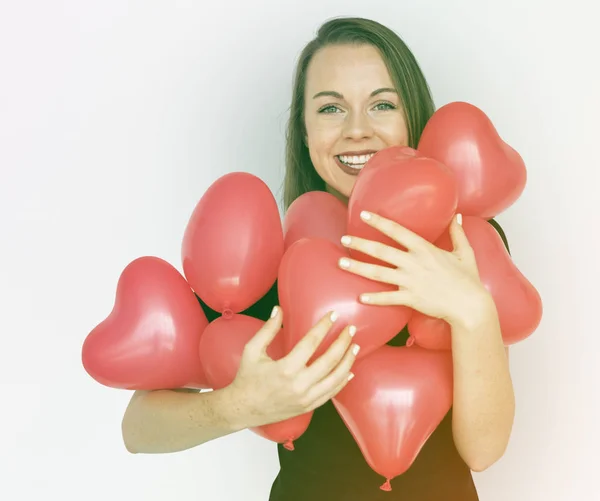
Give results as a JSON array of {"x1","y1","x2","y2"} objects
[
  {"x1": 222, "y1": 308, "x2": 233, "y2": 320},
  {"x1": 406, "y1": 336, "x2": 415, "y2": 347},
  {"x1": 283, "y1": 439, "x2": 295, "y2": 451},
  {"x1": 380, "y1": 478, "x2": 392, "y2": 491}
]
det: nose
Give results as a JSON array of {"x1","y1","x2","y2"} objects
[{"x1": 342, "y1": 111, "x2": 374, "y2": 140}]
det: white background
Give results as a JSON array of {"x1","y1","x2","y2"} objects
[{"x1": 1, "y1": 1, "x2": 598, "y2": 500}]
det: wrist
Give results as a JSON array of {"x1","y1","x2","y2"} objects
[
  {"x1": 448, "y1": 289, "x2": 497, "y2": 333},
  {"x1": 212, "y1": 384, "x2": 253, "y2": 433}
]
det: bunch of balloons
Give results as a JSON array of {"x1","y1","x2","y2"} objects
[{"x1": 81, "y1": 101, "x2": 543, "y2": 492}]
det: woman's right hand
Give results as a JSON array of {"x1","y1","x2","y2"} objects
[{"x1": 226, "y1": 306, "x2": 359, "y2": 429}]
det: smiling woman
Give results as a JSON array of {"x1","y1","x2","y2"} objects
[
  {"x1": 120, "y1": 15, "x2": 514, "y2": 501},
  {"x1": 270, "y1": 15, "x2": 514, "y2": 501}
]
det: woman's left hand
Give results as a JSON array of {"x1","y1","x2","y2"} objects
[{"x1": 338, "y1": 211, "x2": 493, "y2": 328}]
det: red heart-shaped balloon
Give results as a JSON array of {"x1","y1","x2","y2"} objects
[
  {"x1": 417, "y1": 101, "x2": 527, "y2": 219},
  {"x1": 182, "y1": 172, "x2": 284, "y2": 314},
  {"x1": 82, "y1": 256, "x2": 210, "y2": 390},
  {"x1": 283, "y1": 191, "x2": 348, "y2": 252},
  {"x1": 278, "y1": 238, "x2": 411, "y2": 364},
  {"x1": 348, "y1": 145, "x2": 458, "y2": 266},
  {"x1": 199, "y1": 314, "x2": 283, "y2": 386},
  {"x1": 333, "y1": 345, "x2": 454, "y2": 491},
  {"x1": 408, "y1": 217, "x2": 543, "y2": 349},
  {"x1": 199, "y1": 314, "x2": 312, "y2": 449}
]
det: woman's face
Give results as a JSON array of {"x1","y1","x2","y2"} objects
[{"x1": 303, "y1": 44, "x2": 409, "y2": 201}]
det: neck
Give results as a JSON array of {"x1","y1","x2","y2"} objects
[{"x1": 326, "y1": 184, "x2": 349, "y2": 206}]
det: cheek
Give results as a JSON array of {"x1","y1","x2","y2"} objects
[
  {"x1": 381, "y1": 118, "x2": 409, "y2": 145},
  {"x1": 308, "y1": 124, "x2": 337, "y2": 152},
  {"x1": 307, "y1": 130, "x2": 337, "y2": 171},
  {"x1": 309, "y1": 145, "x2": 333, "y2": 183}
]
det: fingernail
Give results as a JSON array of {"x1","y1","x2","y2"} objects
[
  {"x1": 339, "y1": 257, "x2": 351, "y2": 269},
  {"x1": 270, "y1": 306, "x2": 279, "y2": 318},
  {"x1": 330, "y1": 311, "x2": 338, "y2": 322},
  {"x1": 360, "y1": 211, "x2": 371, "y2": 221},
  {"x1": 348, "y1": 325, "x2": 357, "y2": 337},
  {"x1": 352, "y1": 344, "x2": 360, "y2": 355},
  {"x1": 341, "y1": 235, "x2": 352, "y2": 246},
  {"x1": 348, "y1": 372, "x2": 355, "y2": 381},
  {"x1": 360, "y1": 294, "x2": 370, "y2": 303},
  {"x1": 456, "y1": 213, "x2": 463, "y2": 226}
]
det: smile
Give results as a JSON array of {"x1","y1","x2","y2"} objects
[{"x1": 335, "y1": 152, "x2": 376, "y2": 175}]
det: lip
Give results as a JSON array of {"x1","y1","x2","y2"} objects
[
  {"x1": 334, "y1": 156, "x2": 367, "y2": 176},
  {"x1": 336, "y1": 149, "x2": 378, "y2": 156},
  {"x1": 334, "y1": 150, "x2": 378, "y2": 176}
]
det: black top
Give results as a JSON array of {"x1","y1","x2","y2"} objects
[{"x1": 197, "y1": 219, "x2": 509, "y2": 501}]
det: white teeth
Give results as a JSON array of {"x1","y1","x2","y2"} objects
[{"x1": 338, "y1": 153, "x2": 375, "y2": 166}]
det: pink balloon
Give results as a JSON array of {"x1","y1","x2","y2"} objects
[
  {"x1": 417, "y1": 102, "x2": 527, "y2": 218},
  {"x1": 406, "y1": 312, "x2": 451, "y2": 351},
  {"x1": 283, "y1": 191, "x2": 347, "y2": 251},
  {"x1": 408, "y1": 217, "x2": 543, "y2": 349},
  {"x1": 181, "y1": 172, "x2": 284, "y2": 314},
  {"x1": 199, "y1": 314, "x2": 282, "y2": 384},
  {"x1": 199, "y1": 314, "x2": 312, "y2": 449},
  {"x1": 278, "y1": 238, "x2": 412, "y2": 364},
  {"x1": 82, "y1": 256, "x2": 210, "y2": 390},
  {"x1": 333, "y1": 345, "x2": 454, "y2": 491},
  {"x1": 347, "y1": 145, "x2": 458, "y2": 266}
]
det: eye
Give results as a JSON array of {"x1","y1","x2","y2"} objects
[
  {"x1": 318, "y1": 104, "x2": 341, "y2": 114},
  {"x1": 317, "y1": 102, "x2": 397, "y2": 114},
  {"x1": 373, "y1": 101, "x2": 397, "y2": 111}
]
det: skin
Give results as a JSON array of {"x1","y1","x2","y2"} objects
[
  {"x1": 303, "y1": 44, "x2": 516, "y2": 472},
  {"x1": 304, "y1": 44, "x2": 409, "y2": 200}
]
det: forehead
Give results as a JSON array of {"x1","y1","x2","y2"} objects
[{"x1": 305, "y1": 44, "x2": 394, "y2": 95}]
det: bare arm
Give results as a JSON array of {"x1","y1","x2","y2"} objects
[
  {"x1": 450, "y1": 295, "x2": 515, "y2": 472},
  {"x1": 333, "y1": 212, "x2": 516, "y2": 472},
  {"x1": 121, "y1": 386, "x2": 245, "y2": 454},
  {"x1": 121, "y1": 308, "x2": 358, "y2": 455}
]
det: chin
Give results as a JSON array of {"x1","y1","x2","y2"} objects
[
  {"x1": 341, "y1": 183, "x2": 356, "y2": 198},
  {"x1": 316, "y1": 164, "x2": 357, "y2": 199},
  {"x1": 328, "y1": 178, "x2": 355, "y2": 200}
]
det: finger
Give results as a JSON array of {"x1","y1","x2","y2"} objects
[
  {"x1": 338, "y1": 256, "x2": 402, "y2": 286},
  {"x1": 359, "y1": 210, "x2": 427, "y2": 253},
  {"x1": 280, "y1": 310, "x2": 338, "y2": 369},
  {"x1": 305, "y1": 340, "x2": 358, "y2": 405},
  {"x1": 244, "y1": 306, "x2": 283, "y2": 359},
  {"x1": 448, "y1": 213, "x2": 474, "y2": 259},
  {"x1": 340, "y1": 235, "x2": 411, "y2": 268},
  {"x1": 308, "y1": 374, "x2": 352, "y2": 411},
  {"x1": 359, "y1": 290, "x2": 414, "y2": 307},
  {"x1": 301, "y1": 324, "x2": 357, "y2": 384}
]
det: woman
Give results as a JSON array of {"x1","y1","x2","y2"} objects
[{"x1": 121, "y1": 16, "x2": 515, "y2": 501}]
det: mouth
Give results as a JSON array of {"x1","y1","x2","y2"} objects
[{"x1": 334, "y1": 151, "x2": 377, "y2": 176}]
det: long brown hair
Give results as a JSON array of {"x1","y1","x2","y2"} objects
[{"x1": 282, "y1": 16, "x2": 436, "y2": 211}]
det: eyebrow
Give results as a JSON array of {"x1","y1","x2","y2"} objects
[{"x1": 312, "y1": 87, "x2": 397, "y2": 99}]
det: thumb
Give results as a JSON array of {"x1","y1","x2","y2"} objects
[
  {"x1": 448, "y1": 213, "x2": 473, "y2": 258},
  {"x1": 244, "y1": 306, "x2": 283, "y2": 359}
]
